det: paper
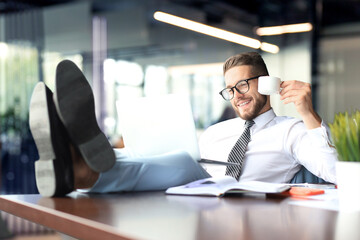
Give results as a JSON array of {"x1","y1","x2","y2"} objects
[{"x1": 166, "y1": 176, "x2": 291, "y2": 197}]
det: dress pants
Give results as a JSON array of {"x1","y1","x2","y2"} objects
[{"x1": 89, "y1": 149, "x2": 211, "y2": 193}]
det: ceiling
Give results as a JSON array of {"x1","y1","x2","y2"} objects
[{"x1": 1, "y1": 0, "x2": 360, "y2": 29}]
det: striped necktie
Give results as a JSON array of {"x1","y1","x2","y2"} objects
[{"x1": 225, "y1": 120, "x2": 255, "y2": 180}]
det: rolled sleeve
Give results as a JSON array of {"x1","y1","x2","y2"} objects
[{"x1": 306, "y1": 121, "x2": 335, "y2": 149}]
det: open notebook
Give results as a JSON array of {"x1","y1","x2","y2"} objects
[{"x1": 116, "y1": 94, "x2": 238, "y2": 166}]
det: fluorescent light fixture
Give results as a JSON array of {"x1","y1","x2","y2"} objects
[
  {"x1": 154, "y1": 11, "x2": 279, "y2": 53},
  {"x1": 256, "y1": 23, "x2": 313, "y2": 36},
  {"x1": 260, "y1": 42, "x2": 279, "y2": 54}
]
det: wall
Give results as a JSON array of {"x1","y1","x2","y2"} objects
[
  {"x1": 318, "y1": 35, "x2": 360, "y2": 123},
  {"x1": 43, "y1": 1, "x2": 92, "y2": 53}
]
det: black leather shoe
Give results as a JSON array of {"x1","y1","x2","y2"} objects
[
  {"x1": 53, "y1": 60, "x2": 115, "y2": 172},
  {"x1": 29, "y1": 82, "x2": 74, "y2": 197}
]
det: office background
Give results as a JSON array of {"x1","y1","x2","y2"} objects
[{"x1": 0, "y1": 0, "x2": 359, "y2": 194}]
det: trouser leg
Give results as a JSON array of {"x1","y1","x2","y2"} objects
[{"x1": 89, "y1": 150, "x2": 210, "y2": 193}]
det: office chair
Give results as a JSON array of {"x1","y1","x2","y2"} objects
[{"x1": 290, "y1": 165, "x2": 329, "y2": 184}]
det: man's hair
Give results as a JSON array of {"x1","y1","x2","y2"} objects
[{"x1": 223, "y1": 52, "x2": 269, "y2": 76}]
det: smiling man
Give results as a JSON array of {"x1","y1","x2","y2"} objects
[
  {"x1": 199, "y1": 52, "x2": 337, "y2": 183},
  {"x1": 29, "y1": 54, "x2": 337, "y2": 198}
]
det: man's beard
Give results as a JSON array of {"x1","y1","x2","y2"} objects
[{"x1": 236, "y1": 95, "x2": 267, "y2": 120}]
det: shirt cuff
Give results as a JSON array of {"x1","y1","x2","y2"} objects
[{"x1": 306, "y1": 120, "x2": 334, "y2": 148}]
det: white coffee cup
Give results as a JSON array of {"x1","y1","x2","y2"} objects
[{"x1": 257, "y1": 76, "x2": 281, "y2": 95}]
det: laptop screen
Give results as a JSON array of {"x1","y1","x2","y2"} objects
[{"x1": 116, "y1": 94, "x2": 200, "y2": 161}]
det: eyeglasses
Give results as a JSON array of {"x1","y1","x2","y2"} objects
[{"x1": 219, "y1": 75, "x2": 261, "y2": 101}]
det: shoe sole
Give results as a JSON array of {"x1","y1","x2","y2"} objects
[
  {"x1": 54, "y1": 60, "x2": 115, "y2": 172},
  {"x1": 29, "y1": 82, "x2": 74, "y2": 197}
]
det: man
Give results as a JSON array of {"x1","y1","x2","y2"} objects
[
  {"x1": 199, "y1": 52, "x2": 337, "y2": 183},
  {"x1": 29, "y1": 53, "x2": 337, "y2": 198}
]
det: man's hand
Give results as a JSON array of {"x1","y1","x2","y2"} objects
[{"x1": 280, "y1": 80, "x2": 322, "y2": 129}]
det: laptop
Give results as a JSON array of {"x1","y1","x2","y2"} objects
[{"x1": 116, "y1": 94, "x2": 238, "y2": 166}]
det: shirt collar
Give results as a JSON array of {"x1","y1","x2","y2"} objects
[{"x1": 251, "y1": 108, "x2": 276, "y2": 132}]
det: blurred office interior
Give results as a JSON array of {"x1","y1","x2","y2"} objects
[{"x1": 0, "y1": 0, "x2": 360, "y2": 195}]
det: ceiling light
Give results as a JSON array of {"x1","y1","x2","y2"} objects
[
  {"x1": 154, "y1": 11, "x2": 279, "y2": 53},
  {"x1": 260, "y1": 42, "x2": 279, "y2": 54},
  {"x1": 256, "y1": 23, "x2": 313, "y2": 36}
]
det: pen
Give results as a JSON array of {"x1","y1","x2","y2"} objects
[{"x1": 198, "y1": 159, "x2": 241, "y2": 166}]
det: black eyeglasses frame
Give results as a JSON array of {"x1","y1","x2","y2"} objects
[{"x1": 219, "y1": 75, "x2": 261, "y2": 101}]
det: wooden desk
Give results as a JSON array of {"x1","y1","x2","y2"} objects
[{"x1": 0, "y1": 192, "x2": 359, "y2": 240}]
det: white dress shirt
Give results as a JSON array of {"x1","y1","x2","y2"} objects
[{"x1": 199, "y1": 109, "x2": 337, "y2": 184}]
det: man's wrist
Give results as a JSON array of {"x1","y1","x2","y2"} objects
[{"x1": 302, "y1": 110, "x2": 322, "y2": 129}]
